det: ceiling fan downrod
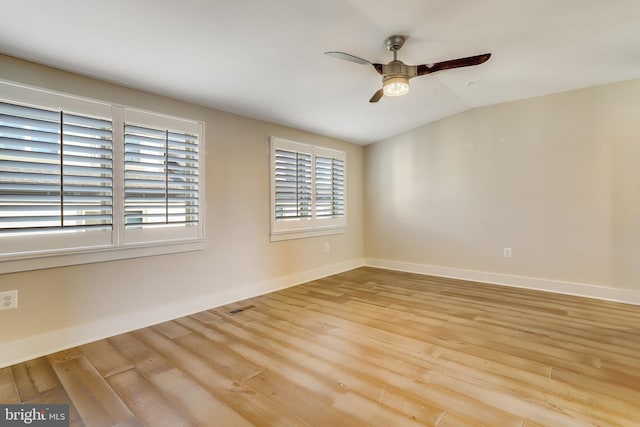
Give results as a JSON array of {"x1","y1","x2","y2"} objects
[{"x1": 385, "y1": 35, "x2": 406, "y2": 61}]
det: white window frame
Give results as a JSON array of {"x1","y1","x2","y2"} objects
[
  {"x1": 270, "y1": 137, "x2": 346, "y2": 241},
  {"x1": 0, "y1": 81, "x2": 205, "y2": 274}
]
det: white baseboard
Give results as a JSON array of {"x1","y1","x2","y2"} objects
[
  {"x1": 0, "y1": 258, "x2": 365, "y2": 368},
  {"x1": 365, "y1": 258, "x2": 640, "y2": 306}
]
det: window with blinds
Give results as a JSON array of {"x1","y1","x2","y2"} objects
[
  {"x1": 124, "y1": 124, "x2": 199, "y2": 229},
  {"x1": 0, "y1": 101, "x2": 113, "y2": 236},
  {"x1": 0, "y1": 81, "x2": 205, "y2": 272},
  {"x1": 270, "y1": 137, "x2": 346, "y2": 240}
]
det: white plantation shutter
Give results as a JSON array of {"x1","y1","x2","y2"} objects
[
  {"x1": 270, "y1": 137, "x2": 346, "y2": 239},
  {"x1": 314, "y1": 156, "x2": 345, "y2": 218},
  {"x1": 124, "y1": 124, "x2": 166, "y2": 227},
  {"x1": 122, "y1": 109, "x2": 202, "y2": 244},
  {"x1": 0, "y1": 101, "x2": 113, "y2": 236},
  {"x1": 274, "y1": 148, "x2": 312, "y2": 219},
  {"x1": 124, "y1": 125, "x2": 199, "y2": 228},
  {"x1": 166, "y1": 129, "x2": 199, "y2": 225},
  {"x1": 62, "y1": 112, "x2": 113, "y2": 229}
]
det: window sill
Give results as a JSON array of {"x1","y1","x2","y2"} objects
[
  {"x1": 270, "y1": 227, "x2": 345, "y2": 242},
  {"x1": 0, "y1": 239, "x2": 205, "y2": 274}
]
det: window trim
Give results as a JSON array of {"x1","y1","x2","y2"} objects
[
  {"x1": 0, "y1": 80, "x2": 205, "y2": 274},
  {"x1": 269, "y1": 136, "x2": 346, "y2": 241}
]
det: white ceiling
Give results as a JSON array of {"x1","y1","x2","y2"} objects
[{"x1": 1, "y1": 0, "x2": 640, "y2": 145}]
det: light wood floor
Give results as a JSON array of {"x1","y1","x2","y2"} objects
[{"x1": 2, "y1": 267, "x2": 640, "y2": 426}]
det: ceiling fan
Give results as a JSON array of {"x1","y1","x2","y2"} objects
[{"x1": 325, "y1": 35, "x2": 491, "y2": 103}]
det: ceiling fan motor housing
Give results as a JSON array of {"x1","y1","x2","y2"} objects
[{"x1": 382, "y1": 60, "x2": 417, "y2": 80}]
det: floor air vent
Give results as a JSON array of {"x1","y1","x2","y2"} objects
[{"x1": 228, "y1": 304, "x2": 256, "y2": 315}]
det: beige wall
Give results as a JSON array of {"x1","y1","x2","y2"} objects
[
  {"x1": 364, "y1": 79, "x2": 640, "y2": 290},
  {"x1": 0, "y1": 55, "x2": 364, "y2": 363}
]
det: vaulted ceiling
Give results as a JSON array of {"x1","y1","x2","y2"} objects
[{"x1": 1, "y1": 0, "x2": 639, "y2": 144}]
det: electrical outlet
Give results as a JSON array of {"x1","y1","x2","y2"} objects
[
  {"x1": 503, "y1": 247, "x2": 512, "y2": 258},
  {"x1": 0, "y1": 290, "x2": 18, "y2": 310}
]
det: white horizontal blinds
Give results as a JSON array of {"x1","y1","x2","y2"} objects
[
  {"x1": 61, "y1": 112, "x2": 113, "y2": 230},
  {"x1": 124, "y1": 123, "x2": 199, "y2": 229},
  {"x1": 0, "y1": 102, "x2": 61, "y2": 234},
  {"x1": 0, "y1": 101, "x2": 112, "y2": 235},
  {"x1": 274, "y1": 148, "x2": 312, "y2": 219},
  {"x1": 124, "y1": 124, "x2": 166, "y2": 227},
  {"x1": 167, "y1": 129, "x2": 199, "y2": 226},
  {"x1": 315, "y1": 156, "x2": 345, "y2": 218}
]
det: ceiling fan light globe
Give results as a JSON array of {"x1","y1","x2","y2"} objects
[{"x1": 383, "y1": 77, "x2": 409, "y2": 97}]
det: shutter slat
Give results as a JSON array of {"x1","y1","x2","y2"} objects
[
  {"x1": 0, "y1": 119, "x2": 59, "y2": 137},
  {"x1": 0, "y1": 159, "x2": 61, "y2": 172},
  {"x1": 0, "y1": 137, "x2": 60, "y2": 153},
  {"x1": 1, "y1": 183, "x2": 61, "y2": 192}
]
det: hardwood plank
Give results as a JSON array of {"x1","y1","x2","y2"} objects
[
  {"x1": 0, "y1": 366, "x2": 20, "y2": 403},
  {"x1": 49, "y1": 354, "x2": 134, "y2": 427},
  {"x1": 80, "y1": 339, "x2": 134, "y2": 378},
  {"x1": 107, "y1": 368, "x2": 194, "y2": 427},
  {"x1": 190, "y1": 309, "x2": 222, "y2": 324},
  {"x1": 10, "y1": 356, "x2": 59, "y2": 401},
  {"x1": 152, "y1": 368, "x2": 253, "y2": 427},
  {"x1": 152, "y1": 320, "x2": 192, "y2": 339},
  {"x1": 22, "y1": 386, "x2": 81, "y2": 425},
  {"x1": 108, "y1": 333, "x2": 172, "y2": 379}
]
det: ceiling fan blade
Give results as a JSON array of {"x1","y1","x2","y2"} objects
[
  {"x1": 369, "y1": 88, "x2": 384, "y2": 103},
  {"x1": 325, "y1": 51, "x2": 383, "y2": 74},
  {"x1": 325, "y1": 51, "x2": 371, "y2": 65},
  {"x1": 416, "y1": 53, "x2": 491, "y2": 76}
]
